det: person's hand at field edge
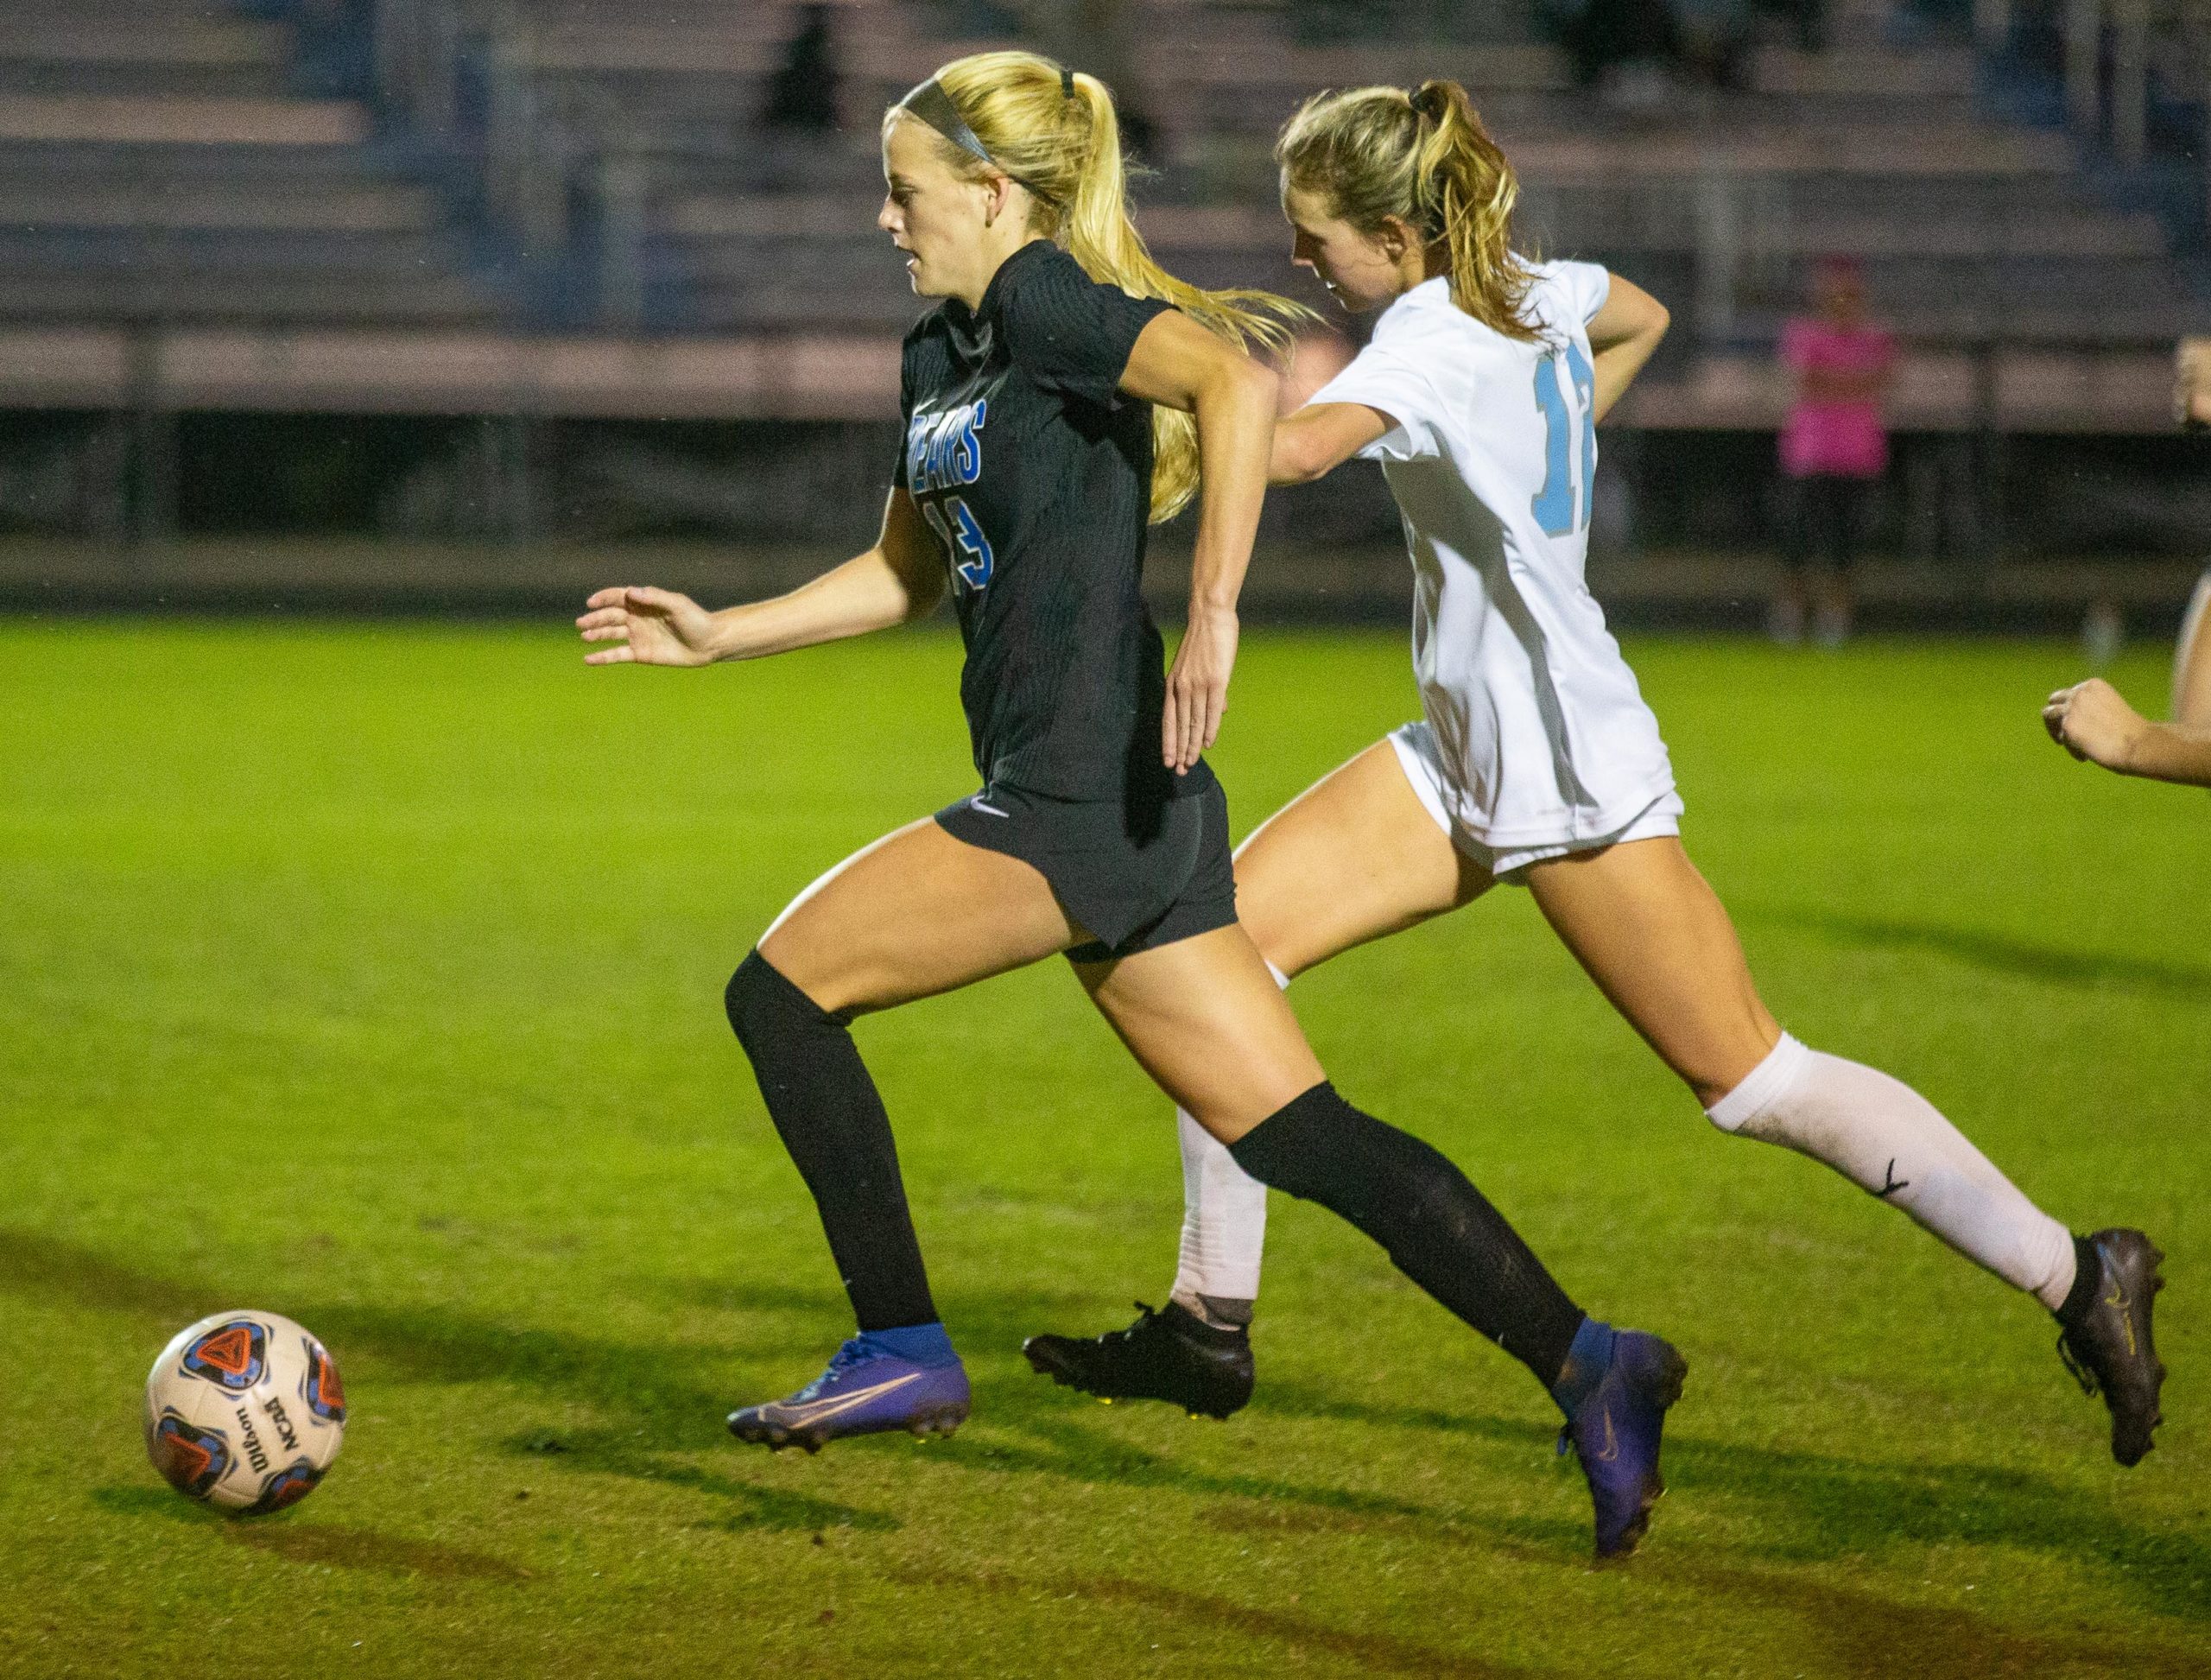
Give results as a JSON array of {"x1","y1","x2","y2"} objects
[
  {"x1": 2043, "y1": 678, "x2": 2145, "y2": 768},
  {"x1": 2043, "y1": 676, "x2": 2211, "y2": 787},
  {"x1": 578, "y1": 586, "x2": 719, "y2": 666}
]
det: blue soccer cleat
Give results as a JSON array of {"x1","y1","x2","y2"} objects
[
  {"x1": 727, "y1": 1331, "x2": 971, "y2": 1454},
  {"x1": 1556, "y1": 1328, "x2": 1688, "y2": 1559}
]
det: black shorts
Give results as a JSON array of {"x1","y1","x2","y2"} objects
[{"x1": 934, "y1": 769, "x2": 1238, "y2": 963}]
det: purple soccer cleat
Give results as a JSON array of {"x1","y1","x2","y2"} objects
[
  {"x1": 727, "y1": 1332, "x2": 971, "y2": 1454},
  {"x1": 1557, "y1": 1329, "x2": 1688, "y2": 1559}
]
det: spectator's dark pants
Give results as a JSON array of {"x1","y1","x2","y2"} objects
[{"x1": 1785, "y1": 472, "x2": 1876, "y2": 572}]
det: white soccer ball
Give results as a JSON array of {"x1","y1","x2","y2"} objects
[{"x1": 143, "y1": 1310, "x2": 346, "y2": 1513}]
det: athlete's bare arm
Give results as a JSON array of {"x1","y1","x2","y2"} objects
[
  {"x1": 1118, "y1": 308, "x2": 1282, "y2": 771},
  {"x1": 2043, "y1": 677, "x2": 2211, "y2": 788},
  {"x1": 1269, "y1": 270, "x2": 1671, "y2": 485},
  {"x1": 577, "y1": 487, "x2": 944, "y2": 668},
  {"x1": 1586, "y1": 273, "x2": 1669, "y2": 423},
  {"x1": 1269, "y1": 401, "x2": 1392, "y2": 485}
]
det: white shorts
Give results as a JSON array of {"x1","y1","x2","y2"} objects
[{"x1": 1387, "y1": 720, "x2": 1685, "y2": 881}]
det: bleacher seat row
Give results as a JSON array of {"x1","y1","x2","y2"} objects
[{"x1": 0, "y1": 0, "x2": 2193, "y2": 428}]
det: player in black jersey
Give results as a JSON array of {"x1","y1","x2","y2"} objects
[{"x1": 576, "y1": 49, "x2": 1684, "y2": 1557}]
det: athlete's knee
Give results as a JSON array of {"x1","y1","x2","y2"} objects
[
  {"x1": 724, "y1": 948, "x2": 842, "y2": 1051},
  {"x1": 1226, "y1": 1081, "x2": 1410, "y2": 1219},
  {"x1": 1226, "y1": 1081, "x2": 1337, "y2": 1198}
]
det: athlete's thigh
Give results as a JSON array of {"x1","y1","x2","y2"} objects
[
  {"x1": 2176, "y1": 567, "x2": 2211, "y2": 728},
  {"x1": 1523, "y1": 835, "x2": 1780, "y2": 1106},
  {"x1": 1233, "y1": 738, "x2": 1492, "y2": 979},
  {"x1": 760, "y1": 817, "x2": 1080, "y2": 1017},
  {"x1": 1074, "y1": 924, "x2": 1326, "y2": 1143}
]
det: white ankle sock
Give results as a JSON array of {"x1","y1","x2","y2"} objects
[
  {"x1": 1167, "y1": 960, "x2": 1283, "y2": 1317},
  {"x1": 1707, "y1": 1033, "x2": 2077, "y2": 1309}
]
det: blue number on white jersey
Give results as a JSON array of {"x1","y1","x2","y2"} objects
[{"x1": 1530, "y1": 342, "x2": 1597, "y2": 538}]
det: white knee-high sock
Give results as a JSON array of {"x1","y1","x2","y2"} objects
[
  {"x1": 1706, "y1": 1033, "x2": 2077, "y2": 1309},
  {"x1": 1167, "y1": 960, "x2": 1284, "y2": 1318}
]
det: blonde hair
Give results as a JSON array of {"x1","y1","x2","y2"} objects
[
  {"x1": 1276, "y1": 80, "x2": 1541, "y2": 344},
  {"x1": 889, "y1": 51, "x2": 1310, "y2": 523}
]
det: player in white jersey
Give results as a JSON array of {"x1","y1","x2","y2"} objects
[{"x1": 1023, "y1": 78, "x2": 2167, "y2": 1470}]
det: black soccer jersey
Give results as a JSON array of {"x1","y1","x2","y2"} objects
[{"x1": 896, "y1": 238, "x2": 1205, "y2": 802}]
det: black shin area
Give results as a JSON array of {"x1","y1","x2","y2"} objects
[
  {"x1": 724, "y1": 950, "x2": 937, "y2": 1332},
  {"x1": 2056, "y1": 1233, "x2": 2101, "y2": 1326},
  {"x1": 1228, "y1": 1081, "x2": 1584, "y2": 1386}
]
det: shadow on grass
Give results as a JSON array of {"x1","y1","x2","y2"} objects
[
  {"x1": 885, "y1": 1562, "x2": 1549, "y2": 1679},
  {"x1": 1648, "y1": 1557, "x2": 2211, "y2": 1678},
  {"x1": 494, "y1": 1428, "x2": 900, "y2": 1534},
  {"x1": 916, "y1": 1555, "x2": 2205, "y2": 1675},
  {"x1": 1195, "y1": 1492, "x2": 1586, "y2": 1559},
  {"x1": 11, "y1": 1229, "x2": 902, "y2": 1531},
  {"x1": 1175, "y1": 1505, "x2": 2211, "y2": 1673},
  {"x1": 939, "y1": 1404, "x2": 1455, "y2": 1527},
  {"x1": 1257, "y1": 1383, "x2": 2211, "y2": 1625},
  {"x1": 1753, "y1": 907, "x2": 2211, "y2": 999},
  {"x1": 24, "y1": 1227, "x2": 2208, "y2": 1622},
  {"x1": 90, "y1": 1486, "x2": 528, "y2": 1582},
  {"x1": 10, "y1": 1231, "x2": 1457, "y2": 1537}
]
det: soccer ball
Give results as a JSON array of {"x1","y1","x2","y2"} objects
[{"x1": 143, "y1": 1310, "x2": 345, "y2": 1514}]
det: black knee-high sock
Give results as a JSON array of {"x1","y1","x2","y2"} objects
[
  {"x1": 1229, "y1": 1082, "x2": 1584, "y2": 1387},
  {"x1": 724, "y1": 950, "x2": 937, "y2": 1332}
]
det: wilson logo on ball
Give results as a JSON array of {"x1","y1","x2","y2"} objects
[
  {"x1": 181, "y1": 1320, "x2": 268, "y2": 1392},
  {"x1": 149, "y1": 1411, "x2": 232, "y2": 1499},
  {"x1": 302, "y1": 1340, "x2": 345, "y2": 1423},
  {"x1": 248, "y1": 1459, "x2": 325, "y2": 1515}
]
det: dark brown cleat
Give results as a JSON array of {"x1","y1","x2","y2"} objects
[{"x1": 2056, "y1": 1228, "x2": 2166, "y2": 1467}]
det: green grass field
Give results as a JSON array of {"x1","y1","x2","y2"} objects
[{"x1": 3, "y1": 619, "x2": 2207, "y2": 1677}]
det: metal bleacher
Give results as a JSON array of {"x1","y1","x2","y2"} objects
[
  {"x1": 0, "y1": 2, "x2": 497, "y2": 322},
  {"x1": 0, "y1": 0, "x2": 2200, "y2": 433},
  {"x1": 508, "y1": 0, "x2": 2200, "y2": 430}
]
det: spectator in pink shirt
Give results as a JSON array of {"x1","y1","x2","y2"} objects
[{"x1": 1774, "y1": 257, "x2": 1894, "y2": 646}]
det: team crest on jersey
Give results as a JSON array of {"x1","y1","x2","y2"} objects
[
  {"x1": 181, "y1": 1320, "x2": 267, "y2": 1392},
  {"x1": 149, "y1": 1409, "x2": 232, "y2": 1499},
  {"x1": 248, "y1": 1458, "x2": 324, "y2": 1515},
  {"x1": 302, "y1": 1338, "x2": 345, "y2": 1423}
]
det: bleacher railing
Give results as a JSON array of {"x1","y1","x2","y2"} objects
[
  {"x1": 1984, "y1": 0, "x2": 2211, "y2": 225},
  {"x1": 371, "y1": 0, "x2": 630, "y2": 320}
]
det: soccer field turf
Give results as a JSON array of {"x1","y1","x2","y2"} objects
[{"x1": 3, "y1": 619, "x2": 2206, "y2": 1677}]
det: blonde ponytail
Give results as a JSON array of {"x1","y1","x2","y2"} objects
[
  {"x1": 896, "y1": 51, "x2": 1312, "y2": 523},
  {"x1": 1277, "y1": 79, "x2": 1542, "y2": 344}
]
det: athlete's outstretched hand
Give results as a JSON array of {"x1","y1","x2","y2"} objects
[
  {"x1": 1163, "y1": 603, "x2": 1238, "y2": 773},
  {"x1": 577, "y1": 586, "x2": 719, "y2": 667},
  {"x1": 2043, "y1": 677, "x2": 2144, "y2": 770}
]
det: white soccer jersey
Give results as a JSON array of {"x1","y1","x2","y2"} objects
[{"x1": 1308, "y1": 261, "x2": 1676, "y2": 850}]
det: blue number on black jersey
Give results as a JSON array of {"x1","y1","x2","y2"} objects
[{"x1": 927, "y1": 497, "x2": 995, "y2": 590}]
